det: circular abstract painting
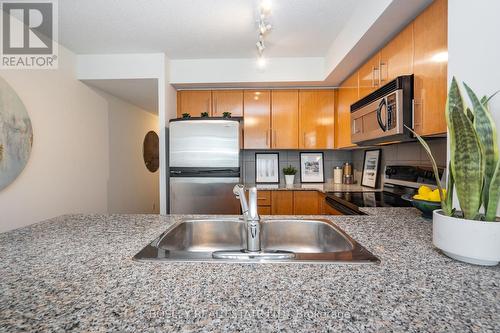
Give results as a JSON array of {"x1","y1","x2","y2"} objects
[
  {"x1": 143, "y1": 131, "x2": 159, "y2": 172},
  {"x1": 0, "y1": 77, "x2": 33, "y2": 191}
]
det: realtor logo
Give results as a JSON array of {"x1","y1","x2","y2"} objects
[{"x1": 0, "y1": 0, "x2": 58, "y2": 69}]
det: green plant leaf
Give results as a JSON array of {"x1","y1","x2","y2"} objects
[
  {"x1": 404, "y1": 125, "x2": 451, "y2": 215},
  {"x1": 447, "y1": 78, "x2": 484, "y2": 220},
  {"x1": 445, "y1": 160, "x2": 454, "y2": 214},
  {"x1": 486, "y1": 159, "x2": 500, "y2": 221},
  {"x1": 466, "y1": 107, "x2": 474, "y2": 122},
  {"x1": 464, "y1": 83, "x2": 499, "y2": 213}
]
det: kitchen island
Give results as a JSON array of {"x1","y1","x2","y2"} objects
[{"x1": 1, "y1": 209, "x2": 499, "y2": 332}]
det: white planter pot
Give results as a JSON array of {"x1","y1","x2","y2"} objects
[
  {"x1": 433, "y1": 209, "x2": 500, "y2": 266},
  {"x1": 285, "y1": 174, "x2": 295, "y2": 186}
]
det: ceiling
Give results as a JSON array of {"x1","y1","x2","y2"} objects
[
  {"x1": 83, "y1": 79, "x2": 158, "y2": 113},
  {"x1": 59, "y1": 0, "x2": 358, "y2": 58}
]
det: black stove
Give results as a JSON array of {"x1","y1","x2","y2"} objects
[{"x1": 325, "y1": 165, "x2": 443, "y2": 215}]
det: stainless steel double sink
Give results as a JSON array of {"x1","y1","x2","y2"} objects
[{"x1": 134, "y1": 218, "x2": 379, "y2": 264}]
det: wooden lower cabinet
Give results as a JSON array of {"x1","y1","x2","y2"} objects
[
  {"x1": 255, "y1": 190, "x2": 343, "y2": 215},
  {"x1": 258, "y1": 206, "x2": 271, "y2": 215},
  {"x1": 271, "y1": 191, "x2": 293, "y2": 215},
  {"x1": 293, "y1": 191, "x2": 320, "y2": 215}
]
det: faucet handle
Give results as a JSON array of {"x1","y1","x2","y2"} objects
[{"x1": 233, "y1": 184, "x2": 245, "y2": 197}]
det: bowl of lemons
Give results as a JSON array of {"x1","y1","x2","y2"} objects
[{"x1": 402, "y1": 185, "x2": 444, "y2": 219}]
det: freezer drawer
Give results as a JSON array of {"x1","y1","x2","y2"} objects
[{"x1": 170, "y1": 177, "x2": 241, "y2": 214}]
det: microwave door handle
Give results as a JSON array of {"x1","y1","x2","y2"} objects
[{"x1": 376, "y1": 98, "x2": 387, "y2": 131}]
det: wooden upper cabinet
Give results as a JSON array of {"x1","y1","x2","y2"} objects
[
  {"x1": 413, "y1": 0, "x2": 448, "y2": 136},
  {"x1": 243, "y1": 90, "x2": 271, "y2": 149},
  {"x1": 177, "y1": 90, "x2": 212, "y2": 118},
  {"x1": 335, "y1": 73, "x2": 358, "y2": 149},
  {"x1": 358, "y1": 53, "x2": 381, "y2": 99},
  {"x1": 271, "y1": 90, "x2": 299, "y2": 149},
  {"x1": 298, "y1": 90, "x2": 335, "y2": 149},
  {"x1": 380, "y1": 23, "x2": 414, "y2": 84},
  {"x1": 212, "y1": 90, "x2": 243, "y2": 117}
]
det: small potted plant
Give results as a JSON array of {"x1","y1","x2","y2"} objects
[
  {"x1": 283, "y1": 165, "x2": 297, "y2": 186},
  {"x1": 181, "y1": 113, "x2": 191, "y2": 119},
  {"x1": 222, "y1": 112, "x2": 232, "y2": 118},
  {"x1": 200, "y1": 112, "x2": 209, "y2": 118},
  {"x1": 407, "y1": 77, "x2": 499, "y2": 266}
]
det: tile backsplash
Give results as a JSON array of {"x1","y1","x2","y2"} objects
[
  {"x1": 242, "y1": 138, "x2": 447, "y2": 186},
  {"x1": 242, "y1": 150, "x2": 353, "y2": 184},
  {"x1": 352, "y1": 138, "x2": 447, "y2": 184}
]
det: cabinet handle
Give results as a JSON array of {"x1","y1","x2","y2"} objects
[
  {"x1": 372, "y1": 66, "x2": 380, "y2": 87},
  {"x1": 214, "y1": 97, "x2": 217, "y2": 115},
  {"x1": 380, "y1": 62, "x2": 386, "y2": 82}
]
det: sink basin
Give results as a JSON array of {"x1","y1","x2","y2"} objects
[{"x1": 133, "y1": 218, "x2": 379, "y2": 264}]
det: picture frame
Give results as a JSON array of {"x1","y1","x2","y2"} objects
[
  {"x1": 299, "y1": 152, "x2": 325, "y2": 183},
  {"x1": 255, "y1": 153, "x2": 279, "y2": 184},
  {"x1": 361, "y1": 149, "x2": 382, "y2": 188}
]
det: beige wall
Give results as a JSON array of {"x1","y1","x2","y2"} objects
[
  {"x1": 0, "y1": 46, "x2": 109, "y2": 232},
  {"x1": 0, "y1": 45, "x2": 160, "y2": 232},
  {"x1": 105, "y1": 92, "x2": 159, "y2": 214}
]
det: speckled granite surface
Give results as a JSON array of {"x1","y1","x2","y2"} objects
[
  {"x1": 1, "y1": 209, "x2": 499, "y2": 332},
  {"x1": 245, "y1": 182, "x2": 380, "y2": 193}
]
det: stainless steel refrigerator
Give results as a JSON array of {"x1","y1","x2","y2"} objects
[{"x1": 169, "y1": 119, "x2": 241, "y2": 214}]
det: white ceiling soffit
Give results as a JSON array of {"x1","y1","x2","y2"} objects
[
  {"x1": 83, "y1": 79, "x2": 159, "y2": 113},
  {"x1": 324, "y1": 0, "x2": 434, "y2": 84}
]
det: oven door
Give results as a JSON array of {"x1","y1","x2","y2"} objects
[{"x1": 351, "y1": 89, "x2": 404, "y2": 144}]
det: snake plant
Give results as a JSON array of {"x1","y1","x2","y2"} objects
[{"x1": 406, "y1": 77, "x2": 499, "y2": 221}]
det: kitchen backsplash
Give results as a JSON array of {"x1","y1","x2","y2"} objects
[
  {"x1": 352, "y1": 138, "x2": 447, "y2": 184},
  {"x1": 242, "y1": 139, "x2": 447, "y2": 186},
  {"x1": 242, "y1": 150, "x2": 352, "y2": 184}
]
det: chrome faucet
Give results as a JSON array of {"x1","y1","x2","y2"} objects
[{"x1": 233, "y1": 184, "x2": 261, "y2": 252}]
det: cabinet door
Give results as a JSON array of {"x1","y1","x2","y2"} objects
[
  {"x1": 298, "y1": 90, "x2": 335, "y2": 149},
  {"x1": 243, "y1": 90, "x2": 271, "y2": 149},
  {"x1": 358, "y1": 53, "x2": 381, "y2": 99},
  {"x1": 380, "y1": 23, "x2": 413, "y2": 84},
  {"x1": 258, "y1": 206, "x2": 271, "y2": 215},
  {"x1": 293, "y1": 191, "x2": 320, "y2": 215},
  {"x1": 271, "y1": 90, "x2": 299, "y2": 149},
  {"x1": 212, "y1": 90, "x2": 243, "y2": 117},
  {"x1": 413, "y1": 0, "x2": 448, "y2": 136},
  {"x1": 335, "y1": 73, "x2": 358, "y2": 149},
  {"x1": 271, "y1": 191, "x2": 294, "y2": 215},
  {"x1": 177, "y1": 90, "x2": 212, "y2": 118}
]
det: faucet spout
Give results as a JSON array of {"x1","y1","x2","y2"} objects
[{"x1": 233, "y1": 184, "x2": 261, "y2": 253}]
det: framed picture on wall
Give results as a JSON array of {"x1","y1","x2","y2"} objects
[
  {"x1": 255, "y1": 153, "x2": 279, "y2": 184},
  {"x1": 361, "y1": 149, "x2": 382, "y2": 188},
  {"x1": 300, "y1": 152, "x2": 325, "y2": 183}
]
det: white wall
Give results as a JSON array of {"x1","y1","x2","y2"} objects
[
  {"x1": 448, "y1": 0, "x2": 500, "y2": 216},
  {"x1": 103, "y1": 92, "x2": 159, "y2": 214},
  {"x1": 0, "y1": 46, "x2": 110, "y2": 232}
]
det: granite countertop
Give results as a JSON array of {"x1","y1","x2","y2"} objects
[
  {"x1": 1, "y1": 209, "x2": 499, "y2": 332},
  {"x1": 245, "y1": 182, "x2": 381, "y2": 193}
]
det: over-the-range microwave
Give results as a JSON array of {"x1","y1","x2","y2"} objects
[{"x1": 351, "y1": 75, "x2": 414, "y2": 145}]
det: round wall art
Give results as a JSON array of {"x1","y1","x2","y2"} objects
[
  {"x1": 0, "y1": 77, "x2": 33, "y2": 191},
  {"x1": 143, "y1": 131, "x2": 159, "y2": 173}
]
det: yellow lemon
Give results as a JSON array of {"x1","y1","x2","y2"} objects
[
  {"x1": 413, "y1": 194, "x2": 426, "y2": 200},
  {"x1": 418, "y1": 185, "x2": 432, "y2": 196},
  {"x1": 428, "y1": 189, "x2": 442, "y2": 202}
]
